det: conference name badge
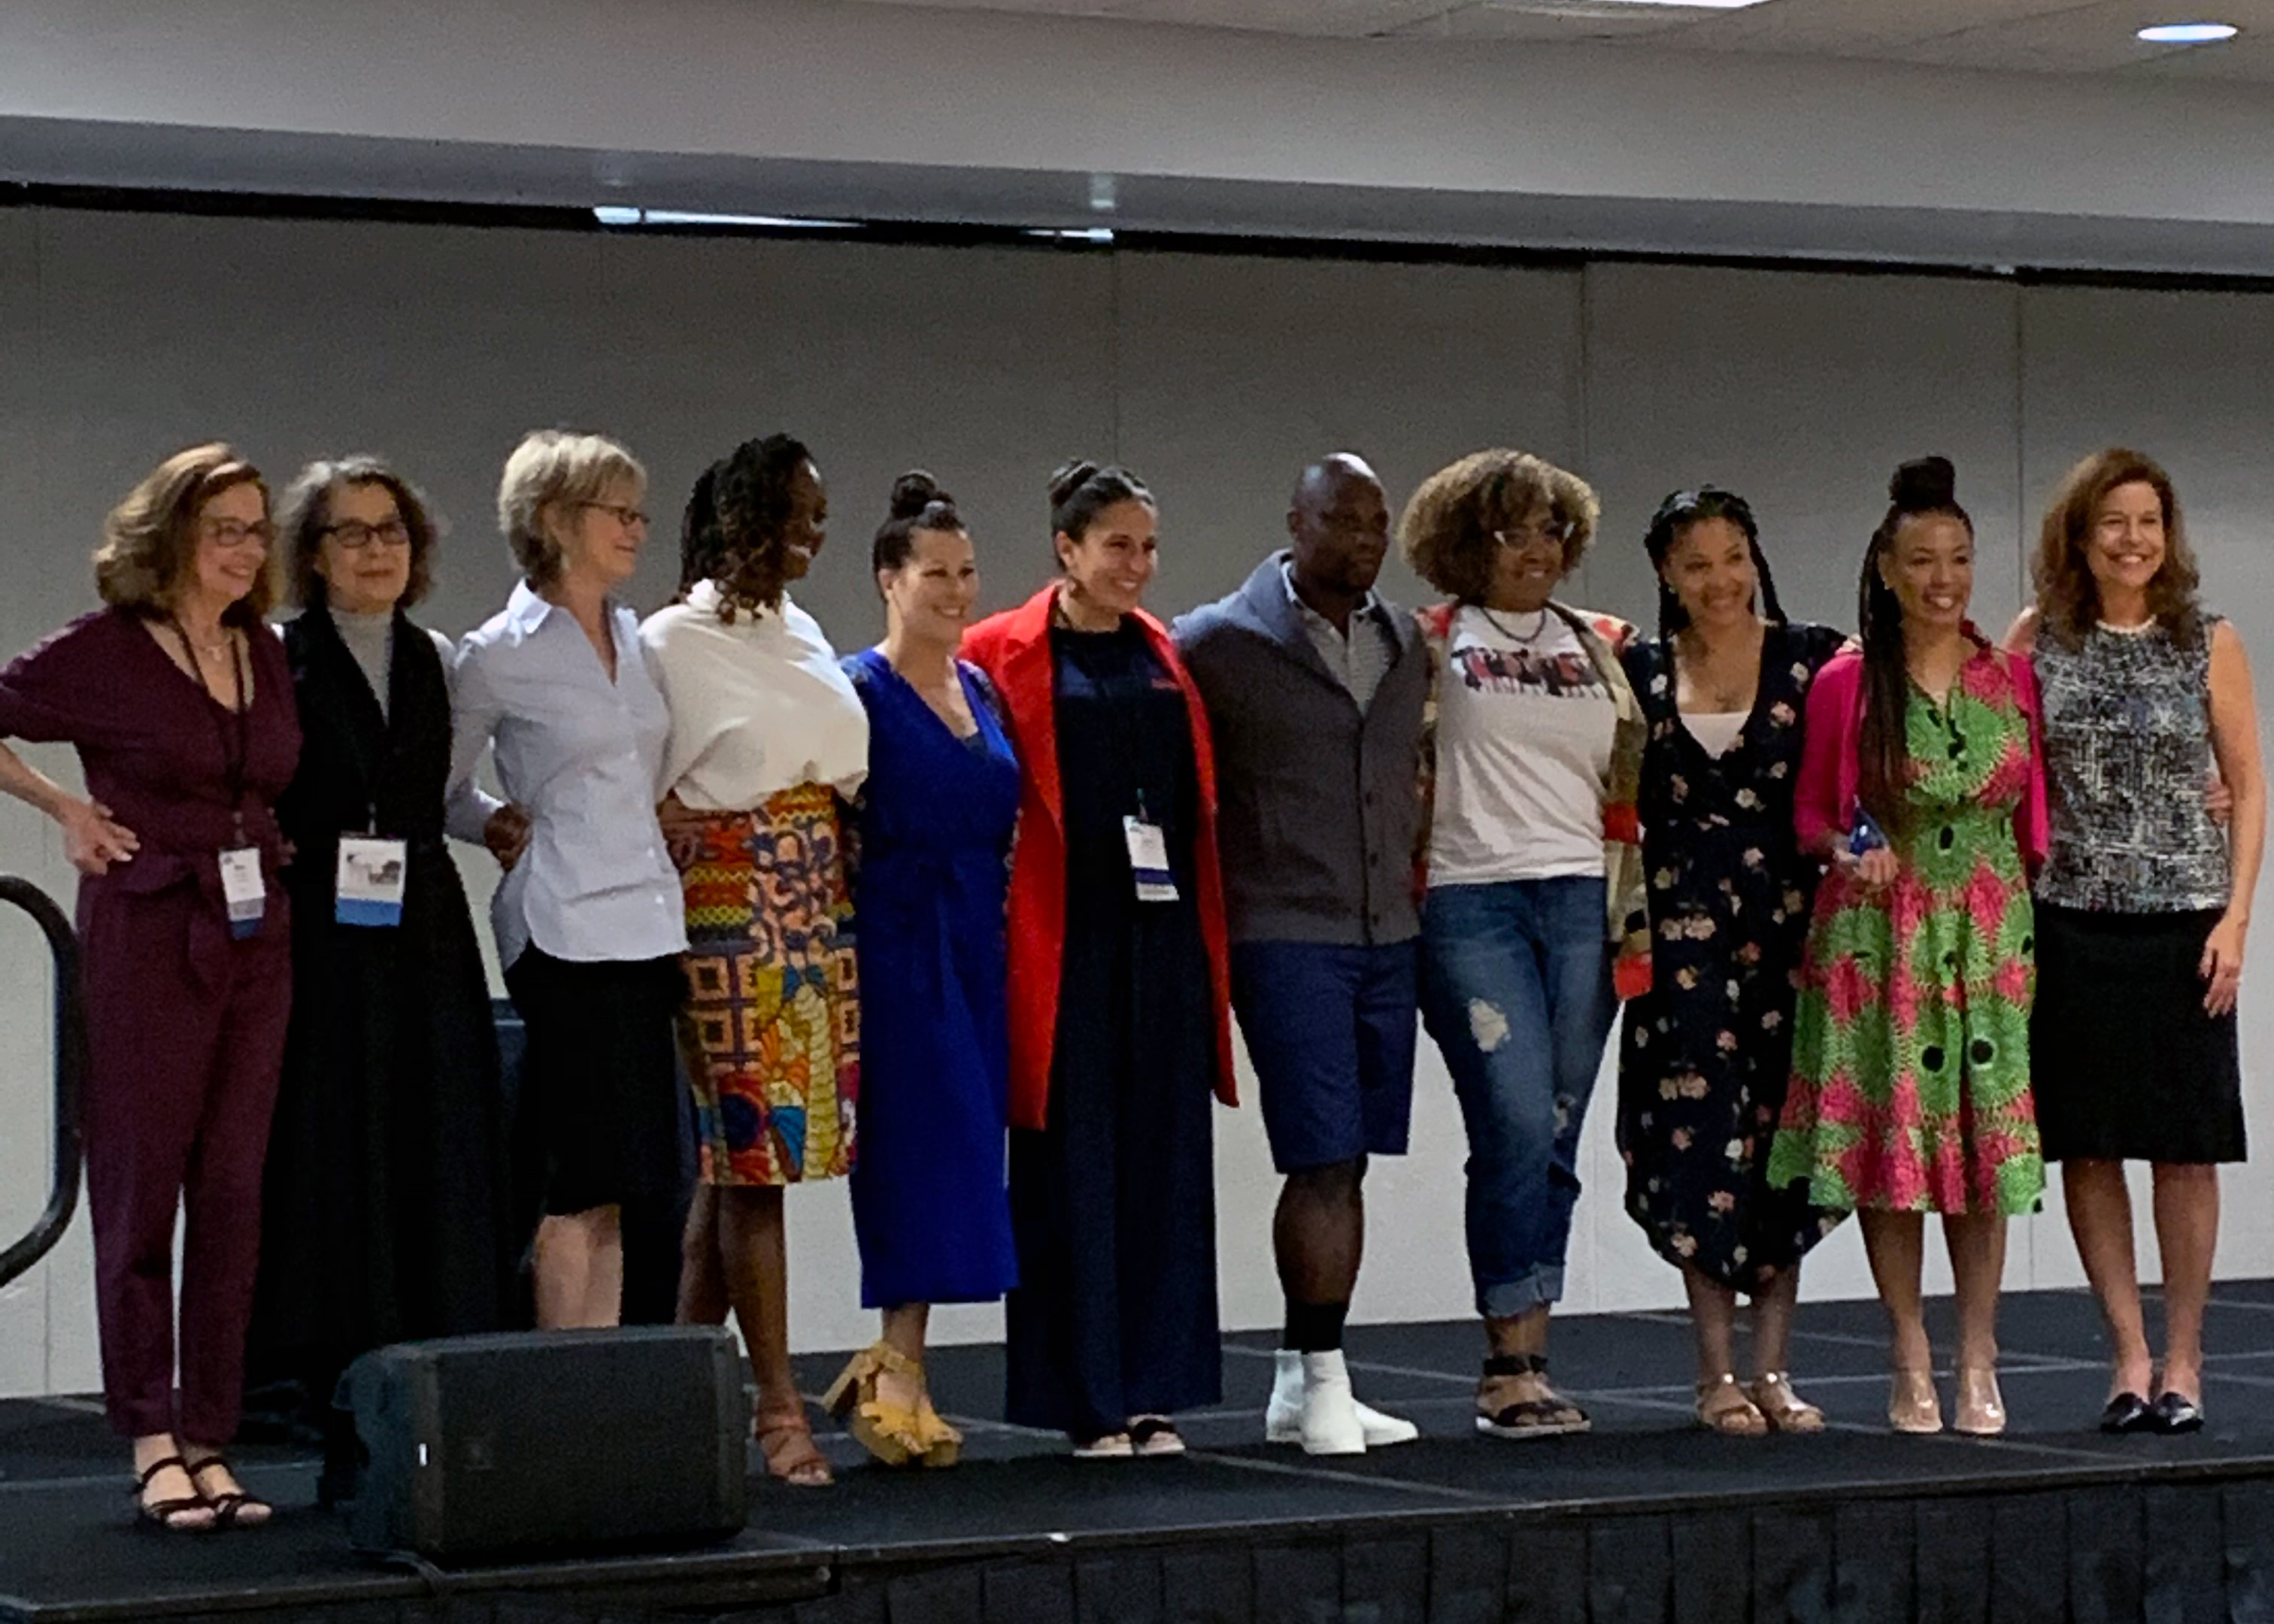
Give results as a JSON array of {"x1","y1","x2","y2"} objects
[
  {"x1": 1123, "y1": 815, "x2": 1179, "y2": 903},
  {"x1": 219, "y1": 847, "x2": 266, "y2": 940},
  {"x1": 336, "y1": 835, "x2": 410, "y2": 928}
]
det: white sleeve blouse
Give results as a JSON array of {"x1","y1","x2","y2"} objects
[{"x1": 638, "y1": 580, "x2": 870, "y2": 813}]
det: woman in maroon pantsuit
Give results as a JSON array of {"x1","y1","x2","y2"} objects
[{"x1": 0, "y1": 445, "x2": 300, "y2": 1531}]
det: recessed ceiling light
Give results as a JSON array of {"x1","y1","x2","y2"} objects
[
  {"x1": 2136, "y1": 21, "x2": 2239, "y2": 41},
  {"x1": 1486, "y1": 1, "x2": 1769, "y2": 8},
  {"x1": 590, "y1": 208, "x2": 860, "y2": 230}
]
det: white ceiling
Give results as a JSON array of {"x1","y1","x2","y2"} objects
[{"x1": 850, "y1": 0, "x2": 2274, "y2": 80}]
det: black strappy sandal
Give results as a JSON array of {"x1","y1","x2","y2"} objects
[
  {"x1": 132, "y1": 1455, "x2": 214, "y2": 1533},
  {"x1": 184, "y1": 1455, "x2": 274, "y2": 1529},
  {"x1": 1475, "y1": 1353, "x2": 1592, "y2": 1439}
]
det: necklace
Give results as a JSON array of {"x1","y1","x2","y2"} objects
[
  {"x1": 1479, "y1": 605, "x2": 1551, "y2": 643},
  {"x1": 1678, "y1": 624, "x2": 1763, "y2": 712}
]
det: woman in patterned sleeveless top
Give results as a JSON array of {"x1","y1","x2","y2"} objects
[{"x1": 2006, "y1": 449, "x2": 2266, "y2": 1437}]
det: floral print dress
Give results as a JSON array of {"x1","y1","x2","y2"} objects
[
  {"x1": 1767, "y1": 638, "x2": 2047, "y2": 1215},
  {"x1": 1618, "y1": 622, "x2": 1847, "y2": 1289}
]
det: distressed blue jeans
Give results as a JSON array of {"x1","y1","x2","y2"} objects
[{"x1": 1420, "y1": 877, "x2": 1618, "y2": 1320}]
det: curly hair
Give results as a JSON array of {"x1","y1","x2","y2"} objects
[
  {"x1": 277, "y1": 456, "x2": 441, "y2": 611},
  {"x1": 496, "y1": 429, "x2": 645, "y2": 588},
  {"x1": 1398, "y1": 449, "x2": 1599, "y2": 604},
  {"x1": 678, "y1": 434, "x2": 816, "y2": 618},
  {"x1": 2033, "y1": 447, "x2": 2202, "y2": 651},
  {"x1": 1642, "y1": 486, "x2": 1786, "y2": 640},
  {"x1": 93, "y1": 442, "x2": 275, "y2": 625}
]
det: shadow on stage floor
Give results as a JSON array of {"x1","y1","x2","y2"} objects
[{"x1": 6, "y1": 1283, "x2": 2274, "y2": 1622}]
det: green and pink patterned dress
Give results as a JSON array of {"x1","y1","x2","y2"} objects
[{"x1": 1767, "y1": 638, "x2": 2048, "y2": 1214}]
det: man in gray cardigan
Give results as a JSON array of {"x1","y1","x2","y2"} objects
[{"x1": 1175, "y1": 453, "x2": 1430, "y2": 1455}]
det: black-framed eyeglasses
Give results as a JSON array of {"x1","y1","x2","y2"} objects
[
  {"x1": 201, "y1": 518, "x2": 275, "y2": 549},
  {"x1": 325, "y1": 518, "x2": 412, "y2": 550}
]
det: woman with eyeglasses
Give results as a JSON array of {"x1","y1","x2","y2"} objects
[
  {"x1": 641, "y1": 435, "x2": 867, "y2": 1488},
  {"x1": 1402, "y1": 449, "x2": 1647, "y2": 1441},
  {"x1": 244, "y1": 458, "x2": 522, "y2": 1498},
  {"x1": 449, "y1": 431, "x2": 689, "y2": 1336},
  {"x1": 0, "y1": 445, "x2": 300, "y2": 1531}
]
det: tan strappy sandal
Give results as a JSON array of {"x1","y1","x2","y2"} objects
[
  {"x1": 1748, "y1": 1372, "x2": 1826, "y2": 1434},
  {"x1": 1696, "y1": 1374, "x2": 1769, "y2": 1437},
  {"x1": 821, "y1": 1342, "x2": 928, "y2": 1468}
]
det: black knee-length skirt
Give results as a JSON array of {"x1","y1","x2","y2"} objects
[{"x1": 2031, "y1": 904, "x2": 2245, "y2": 1165}]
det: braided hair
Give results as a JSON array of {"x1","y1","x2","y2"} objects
[
  {"x1": 1857, "y1": 456, "x2": 1970, "y2": 825},
  {"x1": 1642, "y1": 486, "x2": 1785, "y2": 641},
  {"x1": 678, "y1": 433, "x2": 816, "y2": 618}
]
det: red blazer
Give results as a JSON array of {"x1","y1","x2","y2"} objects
[{"x1": 962, "y1": 585, "x2": 1239, "y2": 1132}]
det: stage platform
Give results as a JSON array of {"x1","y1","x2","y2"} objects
[{"x1": 7, "y1": 1283, "x2": 2274, "y2": 1623}]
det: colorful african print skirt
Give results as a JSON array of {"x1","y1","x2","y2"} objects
[{"x1": 678, "y1": 783, "x2": 859, "y2": 1186}]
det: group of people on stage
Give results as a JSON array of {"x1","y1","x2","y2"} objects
[{"x1": 0, "y1": 428, "x2": 2259, "y2": 1534}]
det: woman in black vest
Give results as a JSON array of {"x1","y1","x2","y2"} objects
[{"x1": 245, "y1": 457, "x2": 523, "y2": 1494}]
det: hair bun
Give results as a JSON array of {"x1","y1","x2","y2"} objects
[
  {"x1": 1048, "y1": 459, "x2": 1101, "y2": 508},
  {"x1": 1889, "y1": 456, "x2": 1957, "y2": 511},
  {"x1": 889, "y1": 470, "x2": 947, "y2": 521}
]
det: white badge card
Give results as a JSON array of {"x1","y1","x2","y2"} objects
[
  {"x1": 1123, "y1": 815, "x2": 1180, "y2": 903},
  {"x1": 335, "y1": 835, "x2": 410, "y2": 928},
  {"x1": 219, "y1": 847, "x2": 266, "y2": 938}
]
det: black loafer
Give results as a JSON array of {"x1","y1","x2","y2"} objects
[
  {"x1": 2100, "y1": 1392, "x2": 2154, "y2": 1435},
  {"x1": 2150, "y1": 1391, "x2": 2204, "y2": 1435}
]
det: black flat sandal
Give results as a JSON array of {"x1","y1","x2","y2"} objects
[
  {"x1": 2099, "y1": 1391, "x2": 2154, "y2": 1435},
  {"x1": 2149, "y1": 1391, "x2": 2204, "y2": 1435},
  {"x1": 132, "y1": 1455, "x2": 214, "y2": 1533},
  {"x1": 1475, "y1": 1353, "x2": 1591, "y2": 1439},
  {"x1": 185, "y1": 1455, "x2": 274, "y2": 1529}
]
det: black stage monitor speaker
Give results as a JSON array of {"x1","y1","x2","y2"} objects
[{"x1": 343, "y1": 1326, "x2": 750, "y2": 1560}]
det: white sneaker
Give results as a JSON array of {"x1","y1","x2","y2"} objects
[{"x1": 1264, "y1": 1348, "x2": 1421, "y2": 1451}]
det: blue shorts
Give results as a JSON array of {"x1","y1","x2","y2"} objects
[{"x1": 1230, "y1": 940, "x2": 1420, "y2": 1174}]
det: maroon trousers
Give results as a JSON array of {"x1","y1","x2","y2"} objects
[{"x1": 80, "y1": 871, "x2": 291, "y2": 1442}]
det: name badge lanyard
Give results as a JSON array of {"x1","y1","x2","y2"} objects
[
  {"x1": 325, "y1": 620, "x2": 411, "y2": 928},
  {"x1": 1105, "y1": 638, "x2": 1181, "y2": 904},
  {"x1": 168, "y1": 616, "x2": 265, "y2": 938}
]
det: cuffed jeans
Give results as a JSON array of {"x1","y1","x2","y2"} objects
[{"x1": 1420, "y1": 877, "x2": 1618, "y2": 1320}]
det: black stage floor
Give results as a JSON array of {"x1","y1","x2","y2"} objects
[{"x1": 9, "y1": 1283, "x2": 2274, "y2": 1622}]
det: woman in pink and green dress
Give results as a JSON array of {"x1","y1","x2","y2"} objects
[{"x1": 1767, "y1": 456, "x2": 2047, "y2": 1440}]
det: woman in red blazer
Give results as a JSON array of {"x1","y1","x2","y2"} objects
[{"x1": 961, "y1": 459, "x2": 1236, "y2": 1458}]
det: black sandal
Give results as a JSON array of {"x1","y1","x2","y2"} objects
[
  {"x1": 1129, "y1": 1416, "x2": 1187, "y2": 1457},
  {"x1": 132, "y1": 1455, "x2": 214, "y2": 1533},
  {"x1": 184, "y1": 1455, "x2": 273, "y2": 1529},
  {"x1": 1475, "y1": 1353, "x2": 1591, "y2": 1439}
]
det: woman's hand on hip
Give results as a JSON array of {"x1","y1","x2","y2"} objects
[{"x1": 59, "y1": 798, "x2": 137, "y2": 876}]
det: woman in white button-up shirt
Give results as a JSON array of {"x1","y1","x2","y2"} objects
[{"x1": 449, "y1": 430, "x2": 690, "y2": 1332}]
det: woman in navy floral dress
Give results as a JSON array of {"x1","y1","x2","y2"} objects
[{"x1": 1616, "y1": 489, "x2": 1845, "y2": 1435}]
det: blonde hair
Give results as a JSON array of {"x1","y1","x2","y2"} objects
[
  {"x1": 496, "y1": 429, "x2": 646, "y2": 586},
  {"x1": 93, "y1": 443, "x2": 274, "y2": 623},
  {"x1": 1399, "y1": 449, "x2": 1599, "y2": 604}
]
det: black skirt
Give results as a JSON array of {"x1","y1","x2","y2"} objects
[{"x1": 2032, "y1": 904, "x2": 2245, "y2": 1165}]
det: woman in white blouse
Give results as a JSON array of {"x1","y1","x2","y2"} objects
[
  {"x1": 450, "y1": 430, "x2": 690, "y2": 1332},
  {"x1": 641, "y1": 434, "x2": 868, "y2": 1489}
]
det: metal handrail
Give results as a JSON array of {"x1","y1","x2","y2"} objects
[{"x1": 0, "y1": 877, "x2": 85, "y2": 1290}]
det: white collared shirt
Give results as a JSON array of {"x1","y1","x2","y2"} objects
[
  {"x1": 449, "y1": 580, "x2": 687, "y2": 969},
  {"x1": 638, "y1": 580, "x2": 869, "y2": 811},
  {"x1": 1281, "y1": 559, "x2": 1394, "y2": 711}
]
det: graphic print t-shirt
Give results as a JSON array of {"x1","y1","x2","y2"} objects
[{"x1": 1429, "y1": 605, "x2": 1616, "y2": 885}]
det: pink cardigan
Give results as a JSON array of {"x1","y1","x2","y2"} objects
[{"x1": 1794, "y1": 642, "x2": 2048, "y2": 871}]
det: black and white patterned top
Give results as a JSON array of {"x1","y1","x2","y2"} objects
[{"x1": 2033, "y1": 614, "x2": 2230, "y2": 912}]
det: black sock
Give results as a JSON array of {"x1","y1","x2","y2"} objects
[{"x1": 1284, "y1": 1299, "x2": 1350, "y2": 1354}]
